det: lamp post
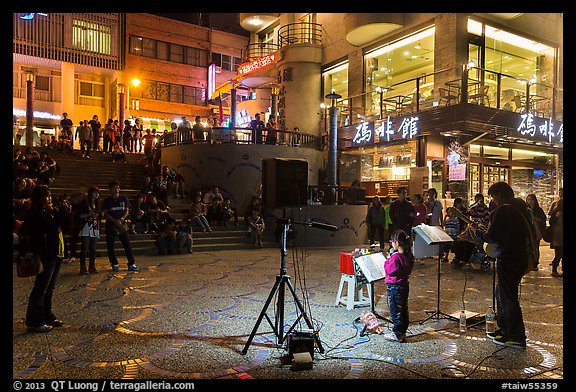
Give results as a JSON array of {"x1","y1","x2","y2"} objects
[{"x1": 25, "y1": 70, "x2": 35, "y2": 149}]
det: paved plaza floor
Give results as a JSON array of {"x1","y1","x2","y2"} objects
[{"x1": 11, "y1": 242, "x2": 567, "y2": 387}]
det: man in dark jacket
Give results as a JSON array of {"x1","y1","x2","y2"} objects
[
  {"x1": 389, "y1": 187, "x2": 415, "y2": 236},
  {"x1": 472, "y1": 181, "x2": 536, "y2": 349}
]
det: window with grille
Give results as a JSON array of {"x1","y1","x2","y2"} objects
[
  {"x1": 72, "y1": 19, "x2": 112, "y2": 55},
  {"x1": 170, "y1": 44, "x2": 183, "y2": 63},
  {"x1": 140, "y1": 79, "x2": 205, "y2": 106},
  {"x1": 211, "y1": 52, "x2": 242, "y2": 71},
  {"x1": 79, "y1": 81, "x2": 105, "y2": 98},
  {"x1": 129, "y1": 34, "x2": 209, "y2": 67},
  {"x1": 157, "y1": 41, "x2": 169, "y2": 61},
  {"x1": 142, "y1": 38, "x2": 156, "y2": 58},
  {"x1": 35, "y1": 75, "x2": 50, "y2": 91}
]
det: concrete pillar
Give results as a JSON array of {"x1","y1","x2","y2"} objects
[
  {"x1": 60, "y1": 62, "x2": 75, "y2": 120},
  {"x1": 60, "y1": 62, "x2": 75, "y2": 146},
  {"x1": 277, "y1": 44, "x2": 322, "y2": 134}
]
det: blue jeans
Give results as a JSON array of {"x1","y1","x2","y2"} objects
[
  {"x1": 105, "y1": 223, "x2": 136, "y2": 266},
  {"x1": 386, "y1": 283, "x2": 410, "y2": 335},
  {"x1": 79, "y1": 236, "x2": 97, "y2": 270},
  {"x1": 26, "y1": 255, "x2": 62, "y2": 327}
]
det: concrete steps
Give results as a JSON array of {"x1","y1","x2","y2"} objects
[{"x1": 32, "y1": 147, "x2": 275, "y2": 255}]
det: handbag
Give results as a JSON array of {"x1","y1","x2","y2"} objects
[
  {"x1": 542, "y1": 226, "x2": 552, "y2": 243},
  {"x1": 16, "y1": 253, "x2": 43, "y2": 278}
]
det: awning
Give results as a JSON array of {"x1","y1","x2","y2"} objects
[{"x1": 139, "y1": 119, "x2": 173, "y2": 132}]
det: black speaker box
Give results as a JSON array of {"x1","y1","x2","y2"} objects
[
  {"x1": 288, "y1": 332, "x2": 315, "y2": 360},
  {"x1": 262, "y1": 158, "x2": 308, "y2": 208}
]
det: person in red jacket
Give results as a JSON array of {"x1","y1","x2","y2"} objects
[{"x1": 383, "y1": 229, "x2": 415, "y2": 343}]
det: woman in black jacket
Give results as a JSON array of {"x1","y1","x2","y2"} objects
[
  {"x1": 366, "y1": 196, "x2": 386, "y2": 252},
  {"x1": 526, "y1": 194, "x2": 547, "y2": 271},
  {"x1": 20, "y1": 185, "x2": 71, "y2": 332}
]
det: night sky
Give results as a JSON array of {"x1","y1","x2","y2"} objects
[{"x1": 151, "y1": 13, "x2": 249, "y2": 36}]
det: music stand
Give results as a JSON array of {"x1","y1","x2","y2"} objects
[
  {"x1": 413, "y1": 224, "x2": 458, "y2": 324},
  {"x1": 241, "y1": 219, "x2": 336, "y2": 355}
]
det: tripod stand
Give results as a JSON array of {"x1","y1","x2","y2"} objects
[
  {"x1": 420, "y1": 243, "x2": 459, "y2": 324},
  {"x1": 242, "y1": 219, "x2": 330, "y2": 355}
]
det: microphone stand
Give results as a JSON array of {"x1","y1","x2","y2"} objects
[{"x1": 241, "y1": 218, "x2": 336, "y2": 355}]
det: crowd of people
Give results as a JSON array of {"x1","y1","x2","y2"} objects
[
  {"x1": 363, "y1": 182, "x2": 563, "y2": 349},
  {"x1": 364, "y1": 185, "x2": 564, "y2": 277},
  {"x1": 14, "y1": 111, "x2": 562, "y2": 344}
]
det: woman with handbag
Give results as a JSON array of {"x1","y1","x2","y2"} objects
[
  {"x1": 78, "y1": 186, "x2": 102, "y2": 274},
  {"x1": 20, "y1": 185, "x2": 71, "y2": 333}
]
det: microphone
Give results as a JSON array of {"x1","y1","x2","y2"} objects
[{"x1": 309, "y1": 221, "x2": 338, "y2": 232}]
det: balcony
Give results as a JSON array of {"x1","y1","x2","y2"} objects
[
  {"x1": 241, "y1": 42, "x2": 280, "y2": 63},
  {"x1": 278, "y1": 22, "x2": 322, "y2": 47}
]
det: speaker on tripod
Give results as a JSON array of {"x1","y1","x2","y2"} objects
[{"x1": 262, "y1": 158, "x2": 308, "y2": 209}]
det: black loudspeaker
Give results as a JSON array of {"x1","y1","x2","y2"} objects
[
  {"x1": 262, "y1": 158, "x2": 308, "y2": 209},
  {"x1": 288, "y1": 331, "x2": 315, "y2": 360}
]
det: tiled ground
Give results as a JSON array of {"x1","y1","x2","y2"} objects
[{"x1": 12, "y1": 242, "x2": 564, "y2": 382}]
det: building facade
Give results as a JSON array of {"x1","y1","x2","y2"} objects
[
  {"x1": 232, "y1": 13, "x2": 563, "y2": 210},
  {"x1": 12, "y1": 13, "x2": 250, "y2": 147}
]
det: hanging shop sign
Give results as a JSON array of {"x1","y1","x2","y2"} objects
[
  {"x1": 517, "y1": 113, "x2": 563, "y2": 144},
  {"x1": 238, "y1": 53, "x2": 278, "y2": 76}
]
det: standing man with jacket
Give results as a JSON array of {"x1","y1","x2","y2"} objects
[
  {"x1": 472, "y1": 182, "x2": 536, "y2": 349},
  {"x1": 389, "y1": 187, "x2": 415, "y2": 237}
]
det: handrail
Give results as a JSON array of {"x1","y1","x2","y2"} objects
[
  {"x1": 241, "y1": 42, "x2": 280, "y2": 63},
  {"x1": 162, "y1": 127, "x2": 322, "y2": 150},
  {"x1": 278, "y1": 22, "x2": 322, "y2": 47},
  {"x1": 333, "y1": 64, "x2": 561, "y2": 125}
]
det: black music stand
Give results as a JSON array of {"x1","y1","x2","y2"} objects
[
  {"x1": 413, "y1": 225, "x2": 458, "y2": 324},
  {"x1": 241, "y1": 219, "x2": 336, "y2": 355}
]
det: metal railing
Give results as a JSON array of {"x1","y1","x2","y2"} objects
[
  {"x1": 335, "y1": 66, "x2": 562, "y2": 127},
  {"x1": 162, "y1": 127, "x2": 322, "y2": 150},
  {"x1": 241, "y1": 42, "x2": 280, "y2": 63},
  {"x1": 278, "y1": 22, "x2": 322, "y2": 47},
  {"x1": 307, "y1": 185, "x2": 367, "y2": 205}
]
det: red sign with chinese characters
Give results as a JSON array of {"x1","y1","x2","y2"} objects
[{"x1": 238, "y1": 53, "x2": 277, "y2": 76}]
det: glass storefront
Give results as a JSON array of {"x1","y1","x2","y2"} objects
[
  {"x1": 467, "y1": 18, "x2": 557, "y2": 118},
  {"x1": 322, "y1": 61, "x2": 349, "y2": 127},
  {"x1": 468, "y1": 144, "x2": 558, "y2": 211},
  {"x1": 340, "y1": 140, "x2": 417, "y2": 198},
  {"x1": 364, "y1": 26, "x2": 435, "y2": 119}
]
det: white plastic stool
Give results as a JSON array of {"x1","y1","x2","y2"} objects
[{"x1": 335, "y1": 273, "x2": 372, "y2": 310}]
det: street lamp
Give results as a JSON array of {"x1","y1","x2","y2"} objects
[{"x1": 119, "y1": 78, "x2": 141, "y2": 127}]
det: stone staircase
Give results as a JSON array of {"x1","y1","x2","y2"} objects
[{"x1": 38, "y1": 148, "x2": 275, "y2": 255}]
